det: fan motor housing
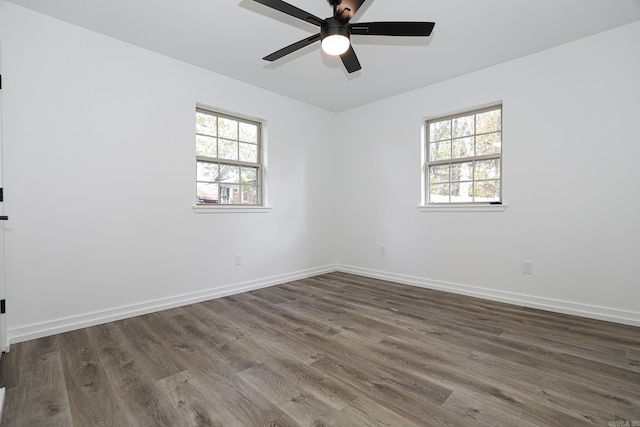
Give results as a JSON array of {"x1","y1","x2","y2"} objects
[{"x1": 321, "y1": 17, "x2": 350, "y2": 40}]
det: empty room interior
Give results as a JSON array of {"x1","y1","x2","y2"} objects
[{"x1": 0, "y1": 0, "x2": 639, "y2": 425}]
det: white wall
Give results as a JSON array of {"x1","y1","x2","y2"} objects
[
  {"x1": 335, "y1": 21, "x2": 640, "y2": 325},
  {"x1": 0, "y1": 2, "x2": 338, "y2": 343},
  {"x1": 1, "y1": 3, "x2": 639, "y2": 345}
]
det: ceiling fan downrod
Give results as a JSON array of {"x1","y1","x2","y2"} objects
[{"x1": 328, "y1": 0, "x2": 350, "y2": 21}]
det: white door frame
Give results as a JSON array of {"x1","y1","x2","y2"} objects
[
  {"x1": 0, "y1": 29, "x2": 7, "y2": 422},
  {"x1": 0, "y1": 32, "x2": 7, "y2": 354},
  {"x1": 0, "y1": 84, "x2": 6, "y2": 353}
]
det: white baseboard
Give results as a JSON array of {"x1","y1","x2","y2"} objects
[
  {"x1": 7, "y1": 264, "x2": 337, "y2": 345},
  {"x1": 8, "y1": 263, "x2": 639, "y2": 346},
  {"x1": 336, "y1": 264, "x2": 640, "y2": 327}
]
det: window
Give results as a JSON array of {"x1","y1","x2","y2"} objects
[
  {"x1": 425, "y1": 105, "x2": 502, "y2": 204},
  {"x1": 196, "y1": 107, "x2": 263, "y2": 206}
]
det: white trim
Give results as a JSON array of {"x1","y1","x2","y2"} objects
[
  {"x1": 7, "y1": 264, "x2": 335, "y2": 344},
  {"x1": 0, "y1": 387, "x2": 4, "y2": 422},
  {"x1": 423, "y1": 100, "x2": 505, "y2": 123},
  {"x1": 336, "y1": 264, "x2": 640, "y2": 327},
  {"x1": 418, "y1": 203, "x2": 507, "y2": 212},
  {"x1": 8, "y1": 263, "x2": 639, "y2": 345},
  {"x1": 193, "y1": 205, "x2": 272, "y2": 214},
  {"x1": 0, "y1": 57, "x2": 7, "y2": 355}
]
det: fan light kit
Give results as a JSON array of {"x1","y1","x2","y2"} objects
[
  {"x1": 322, "y1": 35, "x2": 350, "y2": 55},
  {"x1": 253, "y1": 0, "x2": 435, "y2": 73},
  {"x1": 321, "y1": 18, "x2": 350, "y2": 55}
]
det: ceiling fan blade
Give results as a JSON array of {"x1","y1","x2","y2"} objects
[
  {"x1": 253, "y1": 0, "x2": 324, "y2": 26},
  {"x1": 335, "y1": 0, "x2": 367, "y2": 22},
  {"x1": 350, "y1": 21, "x2": 435, "y2": 36},
  {"x1": 263, "y1": 33, "x2": 321, "y2": 61},
  {"x1": 340, "y1": 45, "x2": 361, "y2": 73}
]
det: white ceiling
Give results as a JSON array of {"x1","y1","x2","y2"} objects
[{"x1": 6, "y1": 0, "x2": 640, "y2": 112}]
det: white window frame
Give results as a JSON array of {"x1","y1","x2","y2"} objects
[
  {"x1": 193, "y1": 107, "x2": 270, "y2": 214},
  {"x1": 420, "y1": 105, "x2": 506, "y2": 212}
]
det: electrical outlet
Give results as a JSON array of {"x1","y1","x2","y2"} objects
[
  {"x1": 235, "y1": 254, "x2": 242, "y2": 266},
  {"x1": 522, "y1": 261, "x2": 533, "y2": 275},
  {"x1": 380, "y1": 245, "x2": 387, "y2": 255}
]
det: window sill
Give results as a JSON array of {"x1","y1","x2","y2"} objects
[
  {"x1": 418, "y1": 203, "x2": 507, "y2": 213},
  {"x1": 193, "y1": 205, "x2": 272, "y2": 214}
]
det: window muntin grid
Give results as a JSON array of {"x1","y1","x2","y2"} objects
[
  {"x1": 196, "y1": 108, "x2": 262, "y2": 206},
  {"x1": 426, "y1": 106, "x2": 502, "y2": 204}
]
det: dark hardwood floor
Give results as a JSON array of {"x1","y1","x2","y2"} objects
[{"x1": 1, "y1": 272, "x2": 639, "y2": 426}]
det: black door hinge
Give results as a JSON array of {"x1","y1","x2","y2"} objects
[
  {"x1": 0, "y1": 74, "x2": 2, "y2": 90},
  {"x1": 0, "y1": 300, "x2": 5, "y2": 314},
  {"x1": 0, "y1": 188, "x2": 3, "y2": 202}
]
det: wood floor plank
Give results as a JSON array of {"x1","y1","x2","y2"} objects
[
  {"x1": 87, "y1": 321, "x2": 181, "y2": 426},
  {"x1": 2, "y1": 272, "x2": 639, "y2": 426},
  {"x1": 238, "y1": 363, "x2": 351, "y2": 424},
  {"x1": 145, "y1": 309, "x2": 262, "y2": 374},
  {"x1": 188, "y1": 370, "x2": 299, "y2": 427},
  {"x1": 1, "y1": 384, "x2": 73, "y2": 427},
  {"x1": 179, "y1": 303, "x2": 244, "y2": 346},
  {"x1": 243, "y1": 295, "x2": 342, "y2": 338},
  {"x1": 117, "y1": 315, "x2": 186, "y2": 381},
  {"x1": 0, "y1": 336, "x2": 60, "y2": 391},
  {"x1": 310, "y1": 354, "x2": 473, "y2": 426},
  {"x1": 155, "y1": 371, "x2": 224, "y2": 427},
  {"x1": 376, "y1": 330, "x2": 639, "y2": 423},
  {"x1": 292, "y1": 328, "x2": 456, "y2": 407},
  {"x1": 465, "y1": 350, "x2": 640, "y2": 423},
  {"x1": 345, "y1": 395, "x2": 423, "y2": 427},
  {"x1": 500, "y1": 330, "x2": 639, "y2": 373},
  {"x1": 205, "y1": 299, "x2": 326, "y2": 365},
  {"x1": 58, "y1": 328, "x2": 130, "y2": 427},
  {"x1": 442, "y1": 391, "x2": 540, "y2": 427},
  {"x1": 0, "y1": 350, "x2": 73, "y2": 427}
]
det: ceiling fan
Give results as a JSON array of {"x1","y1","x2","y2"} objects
[{"x1": 252, "y1": 0, "x2": 435, "y2": 73}]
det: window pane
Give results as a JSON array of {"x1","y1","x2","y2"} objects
[
  {"x1": 453, "y1": 115, "x2": 474, "y2": 138},
  {"x1": 241, "y1": 167, "x2": 258, "y2": 184},
  {"x1": 241, "y1": 183, "x2": 258, "y2": 205},
  {"x1": 476, "y1": 109, "x2": 501, "y2": 134},
  {"x1": 219, "y1": 184, "x2": 240, "y2": 204},
  {"x1": 452, "y1": 137, "x2": 474, "y2": 159},
  {"x1": 218, "y1": 117, "x2": 238, "y2": 140},
  {"x1": 476, "y1": 133, "x2": 501, "y2": 156},
  {"x1": 239, "y1": 143, "x2": 258, "y2": 163},
  {"x1": 430, "y1": 120, "x2": 451, "y2": 142},
  {"x1": 196, "y1": 183, "x2": 218, "y2": 204},
  {"x1": 429, "y1": 165, "x2": 449, "y2": 183},
  {"x1": 196, "y1": 112, "x2": 216, "y2": 136},
  {"x1": 451, "y1": 162, "x2": 473, "y2": 182},
  {"x1": 197, "y1": 162, "x2": 218, "y2": 182},
  {"x1": 232, "y1": 186, "x2": 241, "y2": 204},
  {"x1": 219, "y1": 164, "x2": 240, "y2": 184},
  {"x1": 218, "y1": 139, "x2": 238, "y2": 161},
  {"x1": 196, "y1": 135, "x2": 217, "y2": 158},
  {"x1": 475, "y1": 159, "x2": 500, "y2": 180},
  {"x1": 451, "y1": 182, "x2": 473, "y2": 203},
  {"x1": 239, "y1": 122, "x2": 258, "y2": 143},
  {"x1": 430, "y1": 183, "x2": 449, "y2": 203},
  {"x1": 475, "y1": 180, "x2": 500, "y2": 202},
  {"x1": 429, "y1": 141, "x2": 450, "y2": 161}
]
